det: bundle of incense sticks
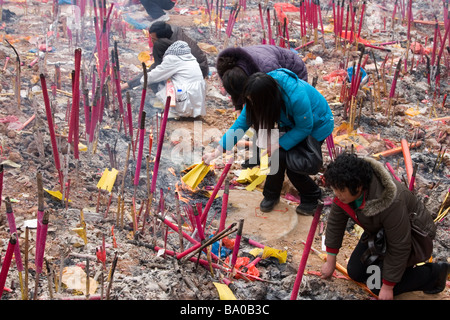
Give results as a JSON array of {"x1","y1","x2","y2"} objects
[{"x1": 226, "y1": 5, "x2": 240, "y2": 38}]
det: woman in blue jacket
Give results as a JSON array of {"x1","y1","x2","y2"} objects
[
  {"x1": 217, "y1": 45, "x2": 308, "y2": 111},
  {"x1": 203, "y1": 68, "x2": 334, "y2": 215}
]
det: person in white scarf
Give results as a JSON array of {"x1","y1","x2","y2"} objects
[{"x1": 141, "y1": 40, "x2": 206, "y2": 118}]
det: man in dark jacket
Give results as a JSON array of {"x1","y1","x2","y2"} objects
[
  {"x1": 122, "y1": 22, "x2": 209, "y2": 91},
  {"x1": 216, "y1": 45, "x2": 308, "y2": 111},
  {"x1": 321, "y1": 153, "x2": 449, "y2": 300}
]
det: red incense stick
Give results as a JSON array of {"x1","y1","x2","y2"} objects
[
  {"x1": 200, "y1": 156, "x2": 234, "y2": 224},
  {"x1": 40, "y1": 73, "x2": 63, "y2": 190},
  {"x1": 0, "y1": 234, "x2": 16, "y2": 298},
  {"x1": 150, "y1": 96, "x2": 171, "y2": 194},
  {"x1": 290, "y1": 204, "x2": 323, "y2": 300},
  {"x1": 134, "y1": 112, "x2": 146, "y2": 186}
]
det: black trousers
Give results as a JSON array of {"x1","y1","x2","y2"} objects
[
  {"x1": 263, "y1": 144, "x2": 322, "y2": 204},
  {"x1": 347, "y1": 233, "x2": 439, "y2": 296},
  {"x1": 139, "y1": 0, "x2": 174, "y2": 19}
]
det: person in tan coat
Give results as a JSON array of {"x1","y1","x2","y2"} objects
[{"x1": 321, "y1": 153, "x2": 448, "y2": 300}]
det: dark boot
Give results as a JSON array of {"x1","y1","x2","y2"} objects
[
  {"x1": 296, "y1": 202, "x2": 318, "y2": 216},
  {"x1": 259, "y1": 197, "x2": 280, "y2": 213},
  {"x1": 423, "y1": 262, "x2": 450, "y2": 294}
]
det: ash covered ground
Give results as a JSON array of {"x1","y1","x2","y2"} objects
[{"x1": 0, "y1": 0, "x2": 448, "y2": 303}]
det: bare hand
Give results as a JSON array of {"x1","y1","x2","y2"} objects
[
  {"x1": 202, "y1": 148, "x2": 223, "y2": 165},
  {"x1": 377, "y1": 283, "x2": 394, "y2": 300},
  {"x1": 320, "y1": 255, "x2": 337, "y2": 279}
]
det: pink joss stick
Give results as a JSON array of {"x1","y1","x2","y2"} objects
[
  {"x1": 0, "y1": 165, "x2": 3, "y2": 209},
  {"x1": 0, "y1": 234, "x2": 17, "y2": 298},
  {"x1": 290, "y1": 204, "x2": 323, "y2": 300},
  {"x1": 266, "y1": 7, "x2": 275, "y2": 45},
  {"x1": 258, "y1": 3, "x2": 266, "y2": 44},
  {"x1": 34, "y1": 210, "x2": 50, "y2": 300},
  {"x1": 150, "y1": 96, "x2": 171, "y2": 194},
  {"x1": 134, "y1": 111, "x2": 146, "y2": 186},
  {"x1": 218, "y1": 179, "x2": 229, "y2": 233},
  {"x1": 385, "y1": 162, "x2": 402, "y2": 182},
  {"x1": 4, "y1": 198, "x2": 24, "y2": 273},
  {"x1": 35, "y1": 173, "x2": 45, "y2": 264},
  {"x1": 113, "y1": 65, "x2": 127, "y2": 135},
  {"x1": 230, "y1": 219, "x2": 244, "y2": 272},
  {"x1": 409, "y1": 163, "x2": 418, "y2": 191},
  {"x1": 35, "y1": 210, "x2": 50, "y2": 275},
  {"x1": 200, "y1": 156, "x2": 234, "y2": 224},
  {"x1": 126, "y1": 92, "x2": 133, "y2": 142}
]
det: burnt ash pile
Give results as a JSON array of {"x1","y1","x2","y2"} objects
[{"x1": 0, "y1": 0, "x2": 449, "y2": 301}]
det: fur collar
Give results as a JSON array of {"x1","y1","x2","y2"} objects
[
  {"x1": 361, "y1": 157, "x2": 398, "y2": 217},
  {"x1": 217, "y1": 47, "x2": 261, "y2": 76}
]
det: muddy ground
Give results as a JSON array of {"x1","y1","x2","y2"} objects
[{"x1": 0, "y1": 0, "x2": 448, "y2": 304}]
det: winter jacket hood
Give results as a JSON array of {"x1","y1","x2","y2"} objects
[{"x1": 217, "y1": 45, "x2": 308, "y2": 82}]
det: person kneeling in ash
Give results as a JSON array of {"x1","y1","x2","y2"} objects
[{"x1": 321, "y1": 153, "x2": 449, "y2": 300}]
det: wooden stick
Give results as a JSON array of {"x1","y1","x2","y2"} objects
[{"x1": 372, "y1": 141, "x2": 422, "y2": 160}]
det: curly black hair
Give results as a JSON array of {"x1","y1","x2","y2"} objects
[{"x1": 324, "y1": 153, "x2": 373, "y2": 195}]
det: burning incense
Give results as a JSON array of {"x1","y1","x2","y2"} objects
[
  {"x1": 290, "y1": 204, "x2": 323, "y2": 300},
  {"x1": 0, "y1": 233, "x2": 17, "y2": 298}
]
